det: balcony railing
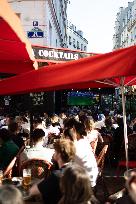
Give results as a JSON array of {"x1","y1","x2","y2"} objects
[
  {"x1": 48, "y1": 0, "x2": 64, "y2": 46},
  {"x1": 127, "y1": 19, "x2": 136, "y2": 31}
]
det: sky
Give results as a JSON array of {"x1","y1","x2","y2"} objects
[{"x1": 67, "y1": 0, "x2": 132, "y2": 53}]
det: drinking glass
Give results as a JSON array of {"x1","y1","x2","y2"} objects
[
  {"x1": 0, "y1": 170, "x2": 3, "y2": 185},
  {"x1": 23, "y1": 169, "x2": 31, "y2": 190}
]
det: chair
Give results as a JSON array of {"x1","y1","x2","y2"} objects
[
  {"x1": 102, "y1": 135, "x2": 112, "y2": 145},
  {"x1": 102, "y1": 135, "x2": 113, "y2": 167},
  {"x1": 3, "y1": 145, "x2": 25, "y2": 178},
  {"x1": 117, "y1": 134, "x2": 136, "y2": 174},
  {"x1": 96, "y1": 144, "x2": 108, "y2": 175},
  {"x1": 90, "y1": 139, "x2": 98, "y2": 154},
  {"x1": 20, "y1": 158, "x2": 52, "y2": 179},
  {"x1": 95, "y1": 145, "x2": 109, "y2": 199},
  {"x1": 4, "y1": 157, "x2": 17, "y2": 178}
]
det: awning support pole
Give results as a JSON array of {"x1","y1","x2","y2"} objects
[{"x1": 120, "y1": 77, "x2": 128, "y2": 172}]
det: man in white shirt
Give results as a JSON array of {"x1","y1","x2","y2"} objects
[
  {"x1": 20, "y1": 129, "x2": 54, "y2": 163},
  {"x1": 74, "y1": 137, "x2": 98, "y2": 187},
  {"x1": 70, "y1": 121, "x2": 98, "y2": 187},
  {"x1": 33, "y1": 118, "x2": 48, "y2": 146}
]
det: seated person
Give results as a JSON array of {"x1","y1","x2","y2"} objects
[
  {"x1": 113, "y1": 117, "x2": 133, "y2": 164},
  {"x1": 47, "y1": 114, "x2": 61, "y2": 136},
  {"x1": 87, "y1": 121, "x2": 104, "y2": 153},
  {"x1": 63, "y1": 128, "x2": 74, "y2": 141},
  {"x1": 100, "y1": 117, "x2": 115, "y2": 137},
  {"x1": 8, "y1": 122, "x2": 24, "y2": 149},
  {"x1": 0, "y1": 128, "x2": 19, "y2": 170},
  {"x1": 33, "y1": 118, "x2": 48, "y2": 146},
  {"x1": 0, "y1": 185, "x2": 24, "y2": 204},
  {"x1": 115, "y1": 174, "x2": 136, "y2": 204},
  {"x1": 1, "y1": 115, "x2": 14, "y2": 130},
  {"x1": 59, "y1": 164, "x2": 96, "y2": 204},
  {"x1": 20, "y1": 129, "x2": 54, "y2": 164},
  {"x1": 69, "y1": 122, "x2": 99, "y2": 188},
  {"x1": 29, "y1": 139, "x2": 76, "y2": 204}
]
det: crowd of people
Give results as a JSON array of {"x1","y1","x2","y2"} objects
[{"x1": 0, "y1": 108, "x2": 136, "y2": 203}]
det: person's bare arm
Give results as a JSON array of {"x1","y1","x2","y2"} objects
[
  {"x1": 29, "y1": 184, "x2": 40, "y2": 196},
  {"x1": 29, "y1": 178, "x2": 44, "y2": 196}
]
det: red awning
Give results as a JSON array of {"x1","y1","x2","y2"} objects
[
  {"x1": 0, "y1": 18, "x2": 35, "y2": 74},
  {"x1": 0, "y1": 45, "x2": 136, "y2": 95},
  {"x1": 0, "y1": 0, "x2": 36, "y2": 74}
]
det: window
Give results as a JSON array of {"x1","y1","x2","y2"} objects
[
  {"x1": 81, "y1": 44, "x2": 83, "y2": 51},
  {"x1": 131, "y1": 31, "x2": 133, "y2": 42},
  {"x1": 135, "y1": 27, "x2": 136, "y2": 38},
  {"x1": 77, "y1": 41, "x2": 80, "y2": 49},
  {"x1": 49, "y1": 21, "x2": 52, "y2": 46},
  {"x1": 84, "y1": 46, "x2": 87, "y2": 51},
  {"x1": 73, "y1": 38, "x2": 76, "y2": 48},
  {"x1": 127, "y1": 34, "x2": 129, "y2": 44},
  {"x1": 56, "y1": 39, "x2": 57, "y2": 47},
  {"x1": 123, "y1": 19, "x2": 125, "y2": 27},
  {"x1": 54, "y1": 0, "x2": 57, "y2": 10},
  {"x1": 69, "y1": 36, "x2": 72, "y2": 45},
  {"x1": 70, "y1": 24, "x2": 74, "y2": 30}
]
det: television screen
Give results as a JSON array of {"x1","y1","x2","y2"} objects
[{"x1": 67, "y1": 91, "x2": 99, "y2": 106}]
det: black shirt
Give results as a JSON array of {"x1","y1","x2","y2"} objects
[
  {"x1": 10, "y1": 133, "x2": 24, "y2": 149},
  {"x1": 116, "y1": 194, "x2": 135, "y2": 204},
  {"x1": 38, "y1": 167, "x2": 66, "y2": 204}
]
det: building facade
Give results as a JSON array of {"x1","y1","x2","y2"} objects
[
  {"x1": 8, "y1": 0, "x2": 88, "y2": 51},
  {"x1": 113, "y1": 0, "x2": 136, "y2": 50},
  {"x1": 8, "y1": 0, "x2": 68, "y2": 48},
  {"x1": 7, "y1": 0, "x2": 88, "y2": 114},
  {"x1": 67, "y1": 21, "x2": 88, "y2": 51}
]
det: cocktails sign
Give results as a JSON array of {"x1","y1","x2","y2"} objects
[{"x1": 32, "y1": 46, "x2": 94, "y2": 62}]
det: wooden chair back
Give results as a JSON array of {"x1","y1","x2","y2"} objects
[
  {"x1": 4, "y1": 157, "x2": 17, "y2": 178},
  {"x1": 102, "y1": 135, "x2": 112, "y2": 144},
  {"x1": 3, "y1": 146, "x2": 25, "y2": 178},
  {"x1": 96, "y1": 145, "x2": 108, "y2": 175},
  {"x1": 20, "y1": 158, "x2": 52, "y2": 179}
]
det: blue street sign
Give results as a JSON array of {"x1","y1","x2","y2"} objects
[
  {"x1": 33, "y1": 21, "x2": 38, "y2": 26},
  {"x1": 27, "y1": 31, "x2": 44, "y2": 38}
]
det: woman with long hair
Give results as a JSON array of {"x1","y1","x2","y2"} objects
[{"x1": 59, "y1": 164, "x2": 93, "y2": 204}]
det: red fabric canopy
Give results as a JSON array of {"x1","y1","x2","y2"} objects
[
  {"x1": 0, "y1": 18, "x2": 34, "y2": 74},
  {"x1": 0, "y1": 45, "x2": 136, "y2": 95}
]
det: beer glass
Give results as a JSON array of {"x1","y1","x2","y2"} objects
[
  {"x1": 0, "y1": 170, "x2": 3, "y2": 185},
  {"x1": 23, "y1": 169, "x2": 31, "y2": 190}
]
